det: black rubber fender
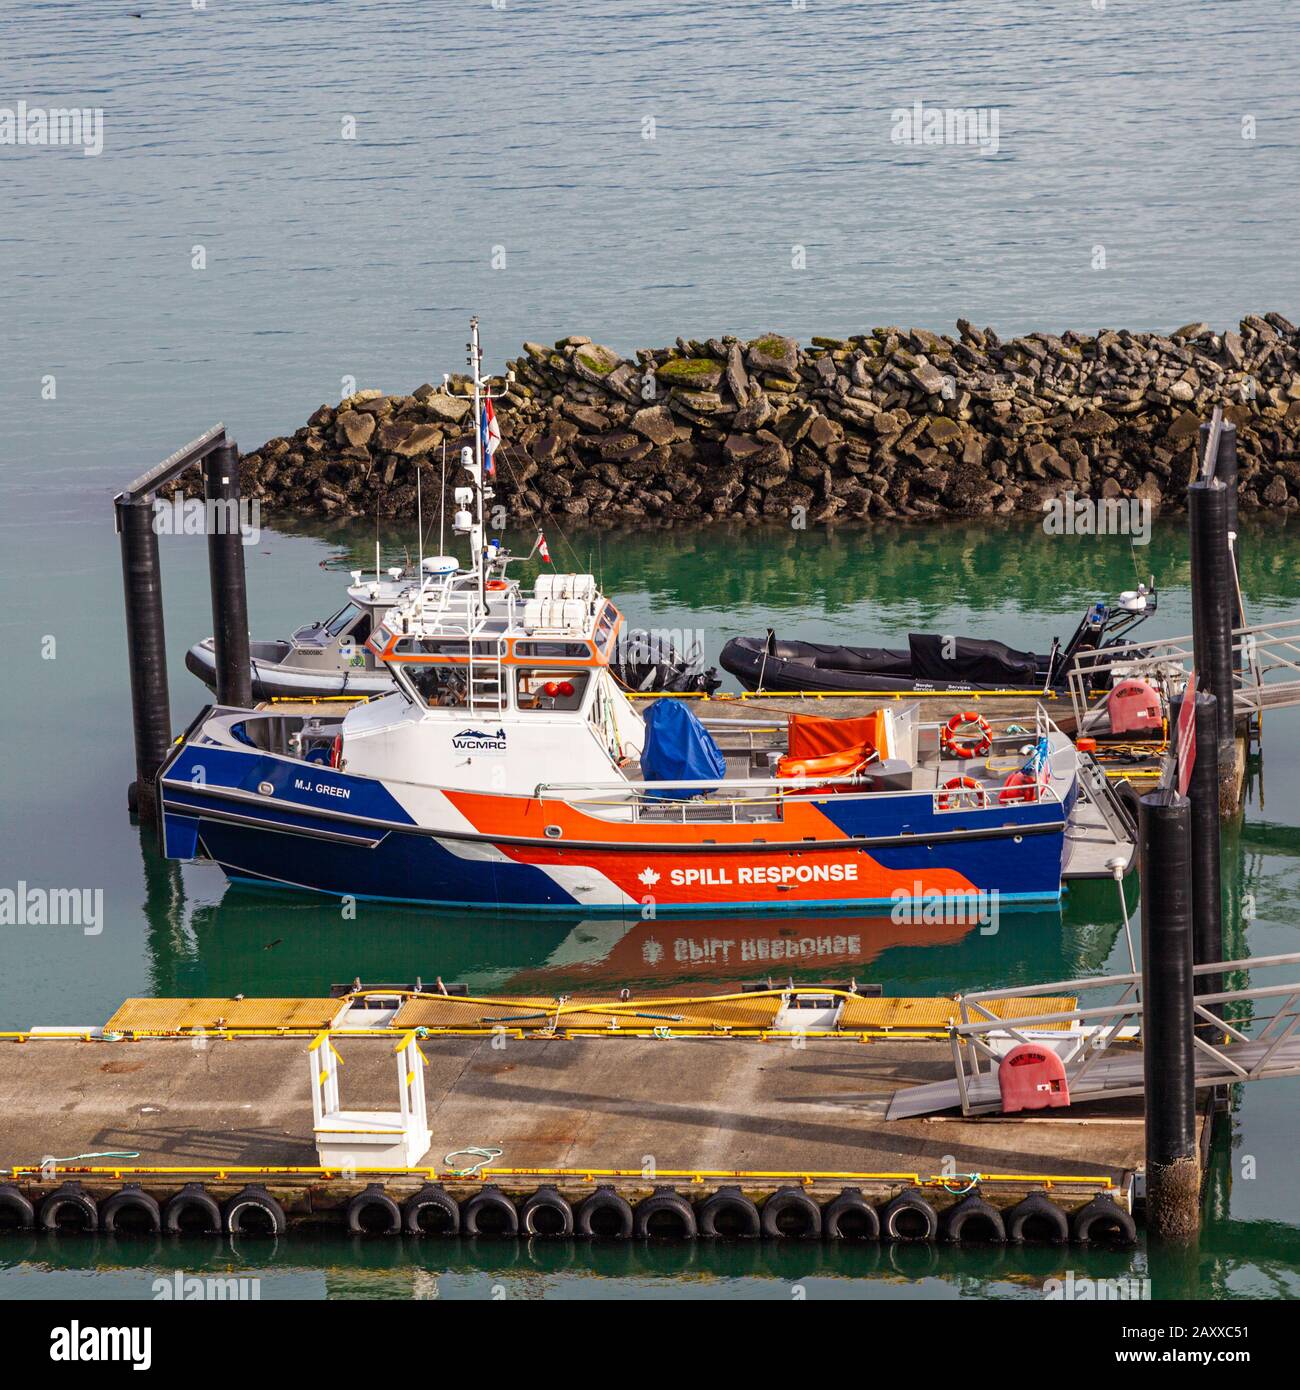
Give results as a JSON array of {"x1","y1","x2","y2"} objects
[
  {"x1": 634, "y1": 1186, "x2": 697, "y2": 1240},
  {"x1": 519, "y1": 1185, "x2": 574, "y2": 1238},
  {"x1": 346, "y1": 1184, "x2": 402, "y2": 1236},
  {"x1": 1005, "y1": 1192, "x2": 1070, "y2": 1244},
  {"x1": 696, "y1": 1185, "x2": 760, "y2": 1239},
  {"x1": 461, "y1": 1184, "x2": 519, "y2": 1238},
  {"x1": 1071, "y1": 1194, "x2": 1137, "y2": 1245},
  {"x1": 0, "y1": 1184, "x2": 36, "y2": 1232},
  {"x1": 39, "y1": 1182, "x2": 98, "y2": 1234},
  {"x1": 940, "y1": 1193, "x2": 1006, "y2": 1244},
  {"x1": 761, "y1": 1185, "x2": 822, "y2": 1239},
  {"x1": 402, "y1": 1184, "x2": 460, "y2": 1237},
  {"x1": 575, "y1": 1185, "x2": 634, "y2": 1239},
  {"x1": 163, "y1": 1183, "x2": 222, "y2": 1236},
  {"x1": 879, "y1": 1191, "x2": 938, "y2": 1242},
  {"x1": 100, "y1": 1185, "x2": 162, "y2": 1236},
  {"x1": 1111, "y1": 776, "x2": 1142, "y2": 830},
  {"x1": 223, "y1": 1185, "x2": 286, "y2": 1237},
  {"x1": 823, "y1": 1187, "x2": 880, "y2": 1241}
]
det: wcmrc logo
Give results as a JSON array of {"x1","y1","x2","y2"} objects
[{"x1": 451, "y1": 726, "x2": 507, "y2": 754}]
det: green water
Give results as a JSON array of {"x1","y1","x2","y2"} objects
[{"x1": 1, "y1": 510, "x2": 1298, "y2": 1299}]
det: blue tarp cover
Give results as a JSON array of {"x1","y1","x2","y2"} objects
[{"x1": 640, "y1": 699, "x2": 727, "y2": 799}]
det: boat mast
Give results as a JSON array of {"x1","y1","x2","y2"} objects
[{"x1": 468, "y1": 317, "x2": 487, "y2": 609}]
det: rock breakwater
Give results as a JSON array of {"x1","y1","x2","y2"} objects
[{"x1": 232, "y1": 316, "x2": 1300, "y2": 525}]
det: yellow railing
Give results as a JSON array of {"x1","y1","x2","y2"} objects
[{"x1": 3, "y1": 1163, "x2": 1112, "y2": 1191}]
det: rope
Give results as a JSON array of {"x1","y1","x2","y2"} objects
[
  {"x1": 443, "y1": 1147, "x2": 503, "y2": 1178},
  {"x1": 55, "y1": 1151, "x2": 141, "y2": 1163},
  {"x1": 936, "y1": 1172, "x2": 982, "y2": 1196}
]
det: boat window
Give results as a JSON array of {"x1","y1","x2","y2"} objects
[
  {"x1": 324, "y1": 603, "x2": 362, "y2": 638},
  {"x1": 409, "y1": 665, "x2": 470, "y2": 707},
  {"x1": 416, "y1": 639, "x2": 470, "y2": 659},
  {"x1": 514, "y1": 640, "x2": 591, "y2": 659},
  {"x1": 516, "y1": 669, "x2": 590, "y2": 712},
  {"x1": 351, "y1": 611, "x2": 372, "y2": 645},
  {"x1": 594, "y1": 602, "x2": 618, "y2": 649}
]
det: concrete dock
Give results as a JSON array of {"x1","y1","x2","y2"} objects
[{"x1": 0, "y1": 989, "x2": 1188, "y2": 1237}]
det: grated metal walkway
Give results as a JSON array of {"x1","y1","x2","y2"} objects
[{"x1": 887, "y1": 1036, "x2": 1300, "y2": 1120}]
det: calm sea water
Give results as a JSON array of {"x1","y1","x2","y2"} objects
[
  {"x1": 2, "y1": 0, "x2": 1299, "y2": 1300},
  {"x1": 1, "y1": 513, "x2": 1298, "y2": 1299}
]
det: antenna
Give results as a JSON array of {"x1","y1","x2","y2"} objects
[
  {"x1": 439, "y1": 439, "x2": 447, "y2": 558},
  {"x1": 416, "y1": 465, "x2": 424, "y2": 590},
  {"x1": 469, "y1": 317, "x2": 486, "y2": 606}
]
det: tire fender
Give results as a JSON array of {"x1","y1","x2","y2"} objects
[
  {"x1": 574, "y1": 1185, "x2": 634, "y2": 1239},
  {"x1": 761, "y1": 1185, "x2": 822, "y2": 1239},
  {"x1": 101, "y1": 1185, "x2": 162, "y2": 1236},
  {"x1": 39, "y1": 1182, "x2": 98, "y2": 1234},
  {"x1": 696, "y1": 1185, "x2": 760, "y2": 1239},
  {"x1": 0, "y1": 1184, "x2": 36, "y2": 1232},
  {"x1": 163, "y1": 1183, "x2": 222, "y2": 1236},
  {"x1": 223, "y1": 1185, "x2": 286, "y2": 1237},
  {"x1": 1005, "y1": 1192, "x2": 1070, "y2": 1244},
  {"x1": 402, "y1": 1184, "x2": 460, "y2": 1237},
  {"x1": 879, "y1": 1191, "x2": 938, "y2": 1242},
  {"x1": 345, "y1": 1183, "x2": 402, "y2": 1236},
  {"x1": 460, "y1": 1184, "x2": 519, "y2": 1238},
  {"x1": 519, "y1": 1185, "x2": 575, "y2": 1238},
  {"x1": 633, "y1": 1186, "x2": 697, "y2": 1240},
  {"x1": 1071, "y1": 1194, "x2": 1137, "y2": 1246},
  {"x1": 940, "y1": 1193, "x2": 1006, "y2": 1243},
  {"x1": 822, "y1": 1187, "x2": 880, "y2": 1241}
]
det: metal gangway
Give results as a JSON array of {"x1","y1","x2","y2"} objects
[
  {"x1": 885, "y1": 950, "x2": 1300, "y2": 1119},
  {"x1": 1065, "y1": 617, "x2": 1300, "y2": 734}
]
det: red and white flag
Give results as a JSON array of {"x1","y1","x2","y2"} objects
[
  {"x1": 480, "y1": 398, "x2": 500, "y2": 477},
  {"x1": 537, "y1": 530, "x2": 552, "y2": 564}
]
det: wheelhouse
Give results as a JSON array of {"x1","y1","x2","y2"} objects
[{"x1": 367, "y1": 575, "x2": 623, "y2": 717}]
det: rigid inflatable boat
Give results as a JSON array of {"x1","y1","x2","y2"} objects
[{"x1": 719, "y1": 588, "x2": 1156, "y2": 695}]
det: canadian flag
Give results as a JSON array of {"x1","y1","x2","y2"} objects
[{"x1": 537, "y1": 531, "x2": 552, "y2": 564}]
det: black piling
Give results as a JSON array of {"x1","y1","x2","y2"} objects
[
  {"x1": 1187, "y1": 478, "x2": 1239, "y2": 813},
  {"x1": 116, "y1": 496, "x2": 172, "y2": 824},
  {"x1": 1187, "y1": 692, "x2": 1224, "y2": 1015},
  {"x1": 1201, "y1": 419, "x2": 1242, "y2": 631},
  {"x1": 203, "y1": 441, "x2": 253, "y2": 708},
  {"x1": 1139, "y1": 789, "x2": 1200, "y2": 1241}
]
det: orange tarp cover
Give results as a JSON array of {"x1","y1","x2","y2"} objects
[{"x1": 787, "y1": 712, "x2": 886, "y2": 760}]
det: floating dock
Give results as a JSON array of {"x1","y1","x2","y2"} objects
[{"x1": 0, "y1": 986, "x2": 1198, "y2": 1244}]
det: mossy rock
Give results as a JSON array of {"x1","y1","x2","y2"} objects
[
  {"x1": 746, "y1": 334, "x2": 799, "y2": 375},
  {"x1": 573, "y1": 344, "x2": 622, "y2": 383},
  {"x1": 657, "y1": 356, "x2": 725, "y2": 389}
]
